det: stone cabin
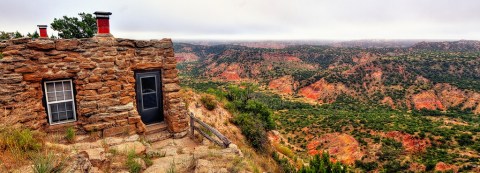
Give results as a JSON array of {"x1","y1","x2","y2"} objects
[{"x1": 0, "y1": 12, "x2": 188, "y2": 138}]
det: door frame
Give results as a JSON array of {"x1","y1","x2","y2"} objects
[{"x1": 134, "y1": 70, "x2": 164, "y2": 124}]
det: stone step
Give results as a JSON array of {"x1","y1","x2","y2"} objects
[
  {"x1": 145, "y1": 130, "x2": 173, "y2": 143},
  {"x1": 145, "y1": 122, "x2": 168, "y2": 135}
]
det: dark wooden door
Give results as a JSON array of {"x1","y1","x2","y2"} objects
[{"x1": 135, "y1": 71, "x2": 163, "y2": 124}]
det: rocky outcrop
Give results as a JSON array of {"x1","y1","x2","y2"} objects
[
  {"x1": 268, "y1": 75, "x2": 296, "y2": 95},
  {"x1": 434, "y1": 162, "x2": 459, "y2": 173},
  {"x1": 384, "y1": 131, "x2": 430, "y2": 153},
  {"x1": 380, "y1": 97, "x2": 396, "y2": 109},
  {"x1": 408, "y1": 84, "x2": 480, "y2": 114},
  {"x1": 175, "y1": 52, "x2": 199, "y2": 62},
  {"x1": 412, "y1": 91, "x2": 445, "y2": 110},
  {"x1": 219, "y1": 63, "x2": 242, "y2": 81},
  {"x1": 462, "y1": 93, "x2": 480, "y2": 114},
  {"x1": 298, "y1": 78, "x2": 351, "y2": 103},
  {"x1": 262, "y1": 53, "x2": 302, "y2": 62},
  {"x1": 475, "y1": 104, "x2": 480, "y2": 114},
  {"x1": 409, "y1": 162, "x2": 426, "y2": 172},
  {"x1": 0, "y1": 37, "x2": 188, "y2": 136},
  {"x1": 306, "y1": 133, "x2": 364, "y2": 165},
  {"x1": 352, "y1": 52, "x2": 377, "y2": 64},
  {"x1": 434, "y1": 84, "x2": 467, "y2": 108}
]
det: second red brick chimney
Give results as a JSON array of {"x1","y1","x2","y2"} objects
[
  {"x1": 37, "y1": 25, "x2": 48, "y2": 38},
  {"x1": 94, "y1": 11, "x2": 112, "y2": 35}
]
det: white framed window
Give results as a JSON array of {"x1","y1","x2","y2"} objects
[{"x1": 43, "y1": 79, "x2": 77, "y2": 125}]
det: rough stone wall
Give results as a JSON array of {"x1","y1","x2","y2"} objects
[{"x1": 0, "y1": 36, "x2": 188, "y2": 136}]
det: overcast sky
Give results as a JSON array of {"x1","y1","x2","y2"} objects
[{"x1": 1, "y1": 0, "x2": 479, "y2": 40}]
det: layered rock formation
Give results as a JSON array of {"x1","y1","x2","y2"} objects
[
  {"x1": 175, "y1": 52, "x2": 199, "y2": 62},
  {"x1": 306, "y1": 133, "x2": 364, "y2": 165},
  {"x1": 411, "y1": 91, "x2": 446, "y2": 110},
  {"x1": 298, "y1": 78, "x2": 352, "y2": 103},
  {"x1": 268, "y1": 75, "x2": 295, "y2": 95}
]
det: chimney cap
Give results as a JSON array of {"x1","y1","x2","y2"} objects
[
  {"x1": 37, "y1": 25, "x2": 48, "y2": 28},
  {"x1": 94, "y1": 11, "x2": 112, "y2": 18}
]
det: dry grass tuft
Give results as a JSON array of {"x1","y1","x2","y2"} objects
[{"x1": 0, "y1": 122, "x2": 45, "y2": 170}]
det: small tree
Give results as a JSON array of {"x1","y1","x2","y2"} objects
[
  {"x1": 50, "y1": 12, "x2": 97, "y2": 39},
  {"x1": 31, "y1": 31, "x2": 39, "y2": 39},
  {"x1": 0, "y1": 31, "x2": 10, "y2": 40},
  {"x1": 14, "y1": 31, "x2": 23, "y2": 38},
  {"x1": 298, "y1": 152, "x2": 348, "y2": 173}
]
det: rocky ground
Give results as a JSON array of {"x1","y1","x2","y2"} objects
[{"x1": 9, "y1": 129, "x2": 246, "y2": 173}]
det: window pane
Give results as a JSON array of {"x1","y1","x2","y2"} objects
[
  {"x1": 67, "y1": 111, "x2": 74, "y2": 120},
  {"x1": 57, "y1": 102, "x2": 66, "y2": 112},
  {"x1": 143, "y1": 93, "x2": 157, "y2": 109},
  {"x1": 47, "y1": 92, "x2": 56, "y2": 102},
  {"x1": 63, "y1": 81, "x2": 71, "y2": 90},
  {"x1": 66, "y1": 101, "x2": 73, "y2": 111},
  {"x1": 50, "y1": 104, "x2": 58, "y2": 114},
  {"x1": 141, "y1": 77, "x2": 156, "y2": 93},
  {"x1": 51, "y1": 113, "x2": 59, "y2": 122},
  {"x1": 64, "y1": 91, "x2": 72, "y2": 100},
  {"x1": 58, "y1": 112, "x2": 67, "y2": 121},
  {"x1": 56, "y1": 91, "x2": 64, "y2": 101},
  {"x1": 55, "y1": 82, "x2": 63, "y2": 91},
  {"x1": 46, "y1": 83, "x2": 55, "y2": 92}
]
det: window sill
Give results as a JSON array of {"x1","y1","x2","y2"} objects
[{"x1": 45, "y1": 121, "x2": 77, "y2": 132}]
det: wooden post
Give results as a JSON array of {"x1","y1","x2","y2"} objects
[{"x1": 189, "y1": 112, "x2": 194, "y2": 137}]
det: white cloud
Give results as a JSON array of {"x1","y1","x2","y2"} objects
[{"x1": 1, "y1": 0, "x2": 479, "y2": 40}]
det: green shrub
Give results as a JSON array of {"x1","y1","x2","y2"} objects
[
  {"x1": 472, "y1": 143, "x2": 480, "y2": 153},
  {"x1": 64, "y1": 127, "x2": 76, "y2": 143},
  {"x1": 244, "y1": 100, "x2": 275, "y2": 130},
  {"x1": 0, "y1": 127, "x2": 41, "y2": 154},
  {"x1": 200, "y1": 95, "x2": 217, "y2": 110},
  {"x1": 0, "y1": 52, "x2": 3, "y2": 59},
  {"x1": 233, "y1": 113, "x2": 268, "y2": 151},
  {"x1": 354, "y1": 160, "x2": 378, "y2": 171},
  {"x1": 143, "y1": 155, "x2": 153, "y2": 167},
  {"x1": 382, "y1": 160, "x2": 408, "y2": 172},
  {"x1": 298, "y1": 152, "x2": 348, "y2": 173},
  {"x1": 32, "y1": 152, "x2": 66, "y2": 173},
  {"x1": 272, "y1": 152, "x2": 296, "y2": 173},
  {"x1": 126, "y1": 149, "x2": 142, "y2": 173},
  {"x1": 274, "y1": 143, "x2": 294, "y2": 158},
  {"x1": 421, "y1": 148, "x2": 458, "y2": 171},
  {"x1": 378, "y1": 138, "x2": 403, "y2": 161},
  {"x1": 225, "y1": 84, "x2": 276, "y2": 151},
  {"x1": 455, "y1": 133, "x2": 473, "y2": 146}
]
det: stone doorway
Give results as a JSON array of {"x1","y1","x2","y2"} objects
[{"x1": 135, "y1": 71, "x2": 164, "y2": 124}]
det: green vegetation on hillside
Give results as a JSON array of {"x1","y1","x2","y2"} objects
[
  {"x1": 184, "y1": 81, "x2": 275, "y2": 151},
  {"x1": 181, "y1": 79, "x2": 479, "y2": 172},
  {"x1": 177, "y1": 41, "x2": 480, "y2": 172}
]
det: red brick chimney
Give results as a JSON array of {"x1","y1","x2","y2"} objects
[
  {"x1": 37, "y1": 25, "x2": 48, "y2": 38},
  {"x1": 94, "y1": 11, "x2": 112, "y2": 35}
]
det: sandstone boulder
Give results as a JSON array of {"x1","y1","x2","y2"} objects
[
  {"x1": 111, "y1": 141, "x2": 146, "y2": 155},
  {"x1": 194, "y1": 159, "x2": 213, "y2": 173},
  {"x1": 83, "y1": 148, "x2": 106, "y2": 167}
]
